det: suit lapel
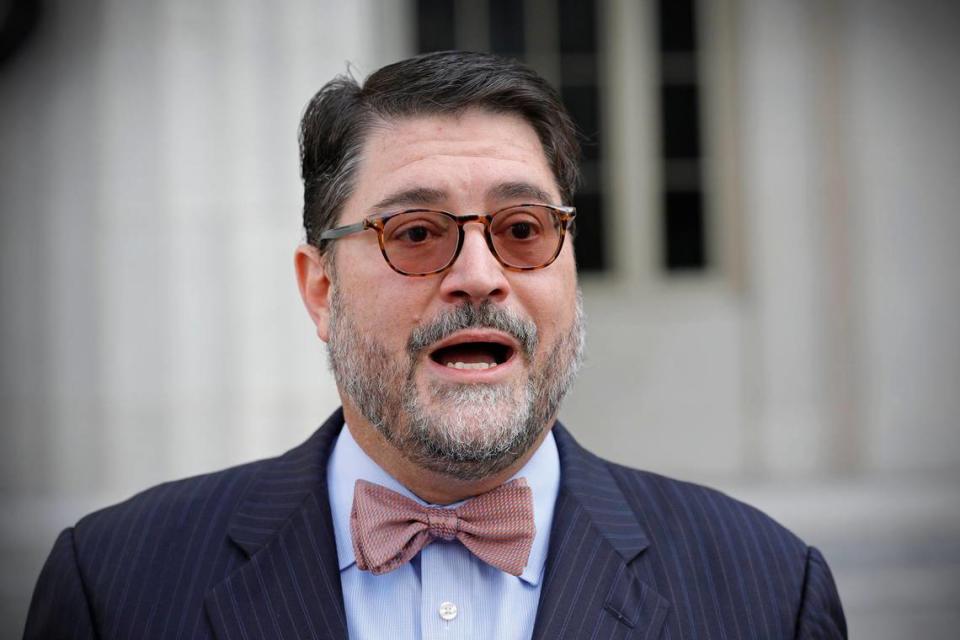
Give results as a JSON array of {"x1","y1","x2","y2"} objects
[
  {"x1": 532, "y1": 424, "x2": 669, "y2": 640},
  {"x1": 205, "y1": 410, "x2": 349, "y2": 640},
  {"x1": 203, "y1": 413, "x2": 669, "y2": 639}
]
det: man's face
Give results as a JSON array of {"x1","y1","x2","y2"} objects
[{"x1": 313, "y1": 108, "x2": 583, "y2": 479}]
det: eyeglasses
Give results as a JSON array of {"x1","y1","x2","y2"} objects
[{"x1": 318, "y1": 204, "x2": 576, "y2": 276}]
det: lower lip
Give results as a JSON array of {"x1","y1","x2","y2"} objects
[{"x1": 425, "y1": 353, "x2": 520, "y2": 383}]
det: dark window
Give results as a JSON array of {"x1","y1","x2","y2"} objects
[
  {"x1": 558, "y1": 0, "x2": 597, "y2": 53},
  {"x1": 661, "y1": 85, "x2": 701, "y2": 159},
  {"x1": 416, "y1": 0, "x2": 456, "y2": 52},
  {"x1": 658, "y1": 0, "x2": 698, "y2": 52},
  {"x1": 489, "y1": 0, "x2": 524, "y2": 55},
  {"x1": 415, "y1": 0, "x2": 607, "y2": 271},
  {"x1": 656, "y1": 0, "x2": 708, "y2": 271},
  {"x1": 572, "y1": 191, "x2": 604, "y2": 270},
  {"x1": 561, "y1": 85, "x2": 601, "y2": 160},
  {"x1": 663, "y1": 191, "x2": 705, "y2": 269}
]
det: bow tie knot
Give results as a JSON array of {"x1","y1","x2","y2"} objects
[
  {"x1": 350, "y1": 478, "x2": 536, "y2": 576},
  {"x1": 426, "y1": 508, "x2": 459, "y2": 541}
]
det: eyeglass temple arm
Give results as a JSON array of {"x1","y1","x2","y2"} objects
[{"x1": 319, "y1": 221, "x2": 368, "y2": 241}]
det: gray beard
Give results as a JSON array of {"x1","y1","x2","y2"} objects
[{"x1": 326, "y1": 288, "x2": 585, "y2": 481}]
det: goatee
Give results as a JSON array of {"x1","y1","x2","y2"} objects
[{"x1": 327, "y1": 288, "x2": 585, "y2": 480}]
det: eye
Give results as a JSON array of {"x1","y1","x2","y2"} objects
[
  {"x1": 402, "y1": 225, "x2": 430, "y2": 243},
  {"x1": 492, "y1": 208, "x2": 546, "y2": 241},
  {"x1": 385, "y1": 212, "x2": 449, "y2": 245},
  {"x1": 508, "y1": 221, "x2": 534, "y2": 239}
]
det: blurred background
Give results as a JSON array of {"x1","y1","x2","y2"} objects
[{"x1": 2, "y1": 0, "x2": 958, "y2": 637}]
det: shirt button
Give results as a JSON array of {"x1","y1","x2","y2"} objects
[{"x1": 438, "y1": 601, "x2": 458, "y2": 621}]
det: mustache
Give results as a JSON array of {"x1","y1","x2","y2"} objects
[{"x1": 407, "y1": 301, "x2": 539, "y2": 361}]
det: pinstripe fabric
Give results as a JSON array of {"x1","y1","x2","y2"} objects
[
  {"x1": 531, "y1": 428, "x2": 847, "y2": 639},
  {"x1": 25, "y1": 414, "x2": 348, "y2": 640},
  {"x1": 25, "y1": 409, "x2": 846, "y2": 639}
]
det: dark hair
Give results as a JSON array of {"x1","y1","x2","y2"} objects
[{"x1": 298, "y1": 50, "x2": 581, "y2": 251}]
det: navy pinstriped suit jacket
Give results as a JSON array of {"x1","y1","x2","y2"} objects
[{"x1": 25, "y1": 409, "x2": 847, "y2": 639}]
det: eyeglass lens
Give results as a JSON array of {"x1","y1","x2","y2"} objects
[{"x1": 380, "y1": 205, "x2": 563, "y2": 274}]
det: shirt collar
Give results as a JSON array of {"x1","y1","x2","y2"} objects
[{"x1": 327, "y1": 423, "x2": 560, "y2": 586}]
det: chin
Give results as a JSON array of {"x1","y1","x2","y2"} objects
[
  {"x1": 422, "y1": 382, "x2": 529, "y2": 440},
  {"x1": 398, "y1": 381, "x2": 541, "y2": 481}
]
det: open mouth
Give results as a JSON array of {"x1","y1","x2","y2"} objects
[{"x1": 428, "y1": 338, "x2": 516, "y2": 371}]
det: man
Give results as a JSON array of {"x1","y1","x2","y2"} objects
[{"x1": 25, "y1": 51, "x2": 846, "y2": 639}]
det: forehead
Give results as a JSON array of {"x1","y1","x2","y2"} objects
[{"x1": 348, "y1": 109, "x2": 560, "y2": 214}]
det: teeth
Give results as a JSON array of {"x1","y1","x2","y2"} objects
[{"x1": 445, "y1": 361, "x2": 495, "y2": 370}]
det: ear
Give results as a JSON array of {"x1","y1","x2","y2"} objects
[{"x1": 294, "y1": 244, "x2": 333, "y2": 342}]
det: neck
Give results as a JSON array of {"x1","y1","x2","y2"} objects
[{"x1": 342, "y1": 402, "x2": 552, "y2": 505}]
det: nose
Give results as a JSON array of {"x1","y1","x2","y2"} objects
[{"x1": 439, "y1": 223, "x2": 510, "y2": 304}]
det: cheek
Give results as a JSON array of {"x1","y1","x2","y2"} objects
[
  {"x1": 530, "y1": 263, "x2": 578, "y2": 329},
  {"x1": 342, "y1": 274, "x2": 433, "y2": 342},
  {"x1": 517, "y1": 297, "x2": 572, "y2": 362}
]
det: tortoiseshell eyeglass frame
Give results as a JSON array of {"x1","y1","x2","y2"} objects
[{"x1": 318, "y1": 203, "x2": 577, "y2": 277}]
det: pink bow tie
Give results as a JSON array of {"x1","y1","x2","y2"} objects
[{"x1": 349, "y1": 478, "x2": 536, "y2": 576}]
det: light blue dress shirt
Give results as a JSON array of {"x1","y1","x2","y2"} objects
[{"x1": 327, "y1": 424, "x2": 560, "y2": 640}]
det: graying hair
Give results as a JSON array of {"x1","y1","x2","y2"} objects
[{"x1": 298, "y1": 50, "x2": 581, "y2": 253}]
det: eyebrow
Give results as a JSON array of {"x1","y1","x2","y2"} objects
[
  {"x1": 373, "y1": 181, "x2": 556, "y2": 213},
  {"x1": 486, "y1": 181, "x2": 555, "y2": 204},
  {"x1": 372, "y1": 187, "x2": 448, "y2": 211}
]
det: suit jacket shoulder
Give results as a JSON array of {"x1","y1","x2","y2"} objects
[
  {"x1": 73, "y1": 447, "x2": 270, "y2": 557},
  {"x1": 607, "y1": 458, "x2": 811, "y2": 573},
  {"x1": 538, "y1": 425, "x2": 847, "y2": 639},
  {"x1": 25, "y1": 411, "x2": 347, "y2": 640}
]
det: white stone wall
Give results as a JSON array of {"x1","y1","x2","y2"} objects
[
  {"x1": 0, "y1": 0, "x2": 410, "y2": 629},
  {"x1": 564, "y1": 0, "x2": 960, "y2": 635}
]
